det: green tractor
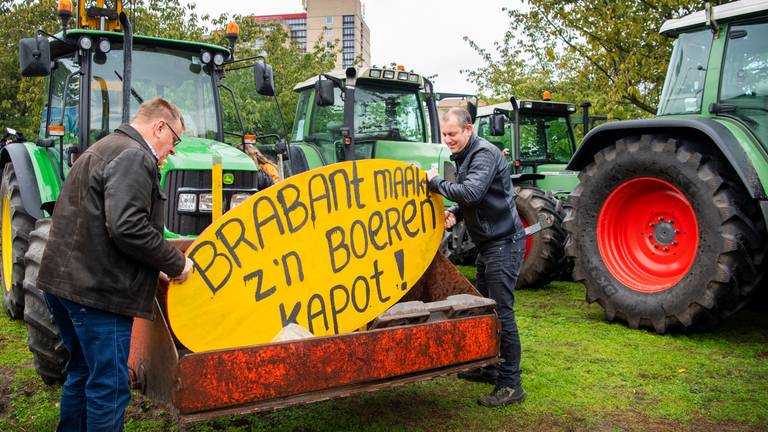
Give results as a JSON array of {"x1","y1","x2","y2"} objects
[
  {"x1": 4, "y1": 1, "x2": 272, "y2": 383},
  {"x1": 443, "y1": 96, "x2": 596, "y2": 288},
  {"x1": 565, "y1": 1, "x2": 768, "y2": 332}
]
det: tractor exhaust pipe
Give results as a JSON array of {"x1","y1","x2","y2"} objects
[{"x1": 119, "y1": 12, "x2": 133, "y2": 124}]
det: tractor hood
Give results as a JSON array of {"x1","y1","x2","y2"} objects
[{"x1": 161, "y1": 137, "x2": 257, "y2": 172}]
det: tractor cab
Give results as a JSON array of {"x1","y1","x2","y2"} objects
[
  {"x1": 286, "y1": 66, "x2": 454, "y2": 174},
  {"x1": 477, "y1": 97, "x2": 583, "y2": 197}
]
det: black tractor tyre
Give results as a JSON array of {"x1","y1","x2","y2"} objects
[
  {"x1": 0, "y1": 163, "x2": 35, "y2": 319},
  {"x1": 23, "y1": 219, "x2": 67, "y2": 385},
  {"x1": 565, "y1": 134, "x2": 766, "y2": 333},
  {"x1": 515, "y1": 185, "x2": 566, "y2": 289},
  {"x1": 558, "y1": 196, "x2": 576, "y2": 281}
]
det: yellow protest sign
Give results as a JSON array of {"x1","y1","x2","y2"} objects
[{"x1": 167, "y1": 159, "x2": 444, "y2": 352}]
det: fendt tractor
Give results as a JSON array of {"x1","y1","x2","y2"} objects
[
  {"x1": 444, "y1": 96, "x2": 596, "y2": 288},
  {"x1": 5, "y1": 2, "x2": 502, "y2": 424},
  {"x1": 565, "y1": 0, "x2": 768, "y2": 333}
]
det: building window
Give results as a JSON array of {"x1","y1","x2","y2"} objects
[
  {"x1": 326, "y1": 28, "x2": 334, "y2": 38},
  {"x1": 343, "y1": 15, "x2": 354, "y2": 24},
  {"x1": 343, "y1": 27, "x2": 354, "y2": 37},
  {"x1": 326, "y1": 16, "x2": 333, "y2": 25},
  {"x1": 343, "y1": 40, "x2": 354, "y2": 48}
]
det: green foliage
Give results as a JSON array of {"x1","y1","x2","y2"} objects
[
  {"x1": 212, "y1": 17, "x2": 338, "y2": 142},
  {"x1": 464, "y1": 1, "x2": 717, "y2": 120}
]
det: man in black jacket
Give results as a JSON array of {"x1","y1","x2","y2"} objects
[
  {"x1": 37, "y1": 97, "x2": 193, "y2": 431},
  {"x1": 427, "y1": 107, "x2": 526, "y2": 407}
]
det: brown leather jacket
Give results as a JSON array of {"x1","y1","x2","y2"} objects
[{"x1": 37, "y1": 124, "x2": 185, "y2": 319}]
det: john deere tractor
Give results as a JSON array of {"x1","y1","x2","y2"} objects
[
  {"x1": 444, "y1": 96, "x2": 596, "y2": 288},
  {"x1": 565, "y1": 1, "x2": 768, "y2": 332},
  {"x1": 3, "y1": 0, "x2": 272, "y2": 383}
]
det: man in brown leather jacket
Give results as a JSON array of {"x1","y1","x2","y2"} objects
[{"x1": 37, "y1": 97, "x2": 193, "y2": 431}]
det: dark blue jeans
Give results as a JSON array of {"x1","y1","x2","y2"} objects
[
  {"x1": 476, "y1": 238, "x2": 525, "y2": 388},
  {"x1": 44, "y1": 292, "x2": 133, "y2": 432}
]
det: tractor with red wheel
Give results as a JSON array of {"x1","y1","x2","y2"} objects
[{"x1": 565, "y1": 1, "x2": 768, "y2": 332}]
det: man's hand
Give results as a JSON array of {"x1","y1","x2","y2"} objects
[
  {"x1": 502, "y1": 148, "x2": 510, "y2": 157},
  {"x1": 427, "y1": 167, "x2": 440, "y2": 181},
  {"x1": 444, "y1": 211, "x2": 457, "y2": 230},
  {"x1": 171, "y1": 257, "x2": 194, "y2": 284}
]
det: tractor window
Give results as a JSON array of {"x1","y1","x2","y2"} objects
[
  {"x1": 658, "y1": 30, "x2": 712, "y2": 115},
  {"x1": 476, "y1": 116, "x2": 510, "y2": 152},
  {"x1": 354, "y1": 85, "x2": 425, "y2": 142},
  {"x1": 291, "y1": 90, "x2": 310, "y2": 142},
  {"x1": 518, "y1": 114, "x2": 575, "y2": 163},
  {"x1": 720, "y1": 21, "x2": 768, "y2": 145},
  {"x1": 88, "y1": 46, "x2": 218, "y2": 144},
  {"x1": 43, "y1": 56, "x2": 80, "y2": 142}
]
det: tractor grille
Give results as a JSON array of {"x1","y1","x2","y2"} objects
[{"x1": 163, "y1": 170, "x2": 260, "y2": 236}]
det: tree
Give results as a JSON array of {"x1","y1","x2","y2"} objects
[{"x1": 463, "y1": 1, "x2": 721, "y2": 120}]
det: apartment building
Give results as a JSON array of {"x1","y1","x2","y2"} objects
[{"x1": 252, "y1": 0, "x2": 370, "y2": 69}]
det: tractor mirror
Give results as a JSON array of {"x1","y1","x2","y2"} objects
[
  {"x1": 19, "y1": 37, "x2": 51, "y2": 77},
  {"x1": 254, "y1": 62, "x2": 275, "y2": 96},
  {"x1": 467, "y1": 100, "x2": 478, "y2": 123},
  {"x1": 490, "y1": 113, "x2": 506, "y2": 136},
  {"x1": 315, "y1": 79, "x2": 335, "y2": 107}
]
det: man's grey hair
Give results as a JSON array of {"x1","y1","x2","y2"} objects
[{"x1": 440, "y1": 107, "x2": 472, "y2": 128}]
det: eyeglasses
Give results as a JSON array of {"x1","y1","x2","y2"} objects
[{"x1": 164, "y1": 120, "x2": 182, "y2": 146}]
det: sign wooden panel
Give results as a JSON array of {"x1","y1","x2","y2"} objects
[{"x1": 167, "y1": 160, "x2": 444, "y2": 352}]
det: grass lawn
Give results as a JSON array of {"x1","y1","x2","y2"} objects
[{"x1": 1, "y1": 268, "x2": 766, "y2": 431}]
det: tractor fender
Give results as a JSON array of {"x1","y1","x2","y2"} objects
[
  {"x1": 0, "y1": 144, "x2": 44, "y2": 220},
  {"x1": 568, "y1": 118, "x2": 767, "y2": 200}
]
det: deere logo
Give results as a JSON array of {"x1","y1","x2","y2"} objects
[{"x1": 223, "y1": 173, "x2": 235, "y2": 185}]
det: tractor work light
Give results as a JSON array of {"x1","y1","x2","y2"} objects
[
  {"x1": 213, "y1": 53, "x2": 225, "y2": 66},
  {"x1": 383, "y1": 70, "x2": 395, "y2": 79},
  {"x1": 177, "y1": 193, "x2": 197, "y2": 212},
  {"x1": 522, "y1": 101, "x2": 533, "y2": 109},
  {"x1": 408, "y1": 74, "x2": 419, "y2": 82},
  {"x1": 397, "y1": 72, "x2": 409, "y2": 80},
  {"x1": 199, "y1": 193, "x2": 214, "y2": 212},
  {"x1": 369, "y1": 69, "x2": 382, "y2": 78},
  {"x1": 230, "y1": 193, "x2": 253, "y2": 209},
  {"x1": 97, "y1": 38, "x2": 111, "y2": 54},
  {"x1": 78, "y1": 36, "x2": 93, "y2": 51},
  {"x1": 201, "y1": 51, "x2": 212, "y2": 64},
  {"x1": 567, "y1": 105, "x2": 577, "y2": 112}
]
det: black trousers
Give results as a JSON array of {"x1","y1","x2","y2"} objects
[{"x1": 476, "y1": 238, "x2": 525, "y2": 387}]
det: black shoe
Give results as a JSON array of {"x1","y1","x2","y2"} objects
[
  {"x1": 457, "y1": 367, "x2": 497, "y2": 384},
  {"x1": 477, "y1": 385, "x2": 525, "y2": 407}
]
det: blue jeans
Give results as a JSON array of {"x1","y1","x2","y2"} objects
[
  {"x1": 476, "y1": 238, "x2": 525, "y2": 388},
  {"x1": 44, "y1": 292, "x2": 133, "y2": 432}
]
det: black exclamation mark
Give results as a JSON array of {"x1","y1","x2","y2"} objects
[{"x1": 394, "y1": 249, "x2": 407, "y2": 290}]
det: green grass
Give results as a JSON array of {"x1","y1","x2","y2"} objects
[{"x1": 1, "y1": 273, "x2": 767, "y2": 431}]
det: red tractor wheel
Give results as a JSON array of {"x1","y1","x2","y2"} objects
[{"x1": 565, "y1": 135, "x2": 766, "y2": 332}]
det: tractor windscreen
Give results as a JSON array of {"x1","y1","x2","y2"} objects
[
  {"x1": 519, "y1": 114, "x2": 575, "y2": 163},
  {"x1": 657, "y1": 30, "x2": 712, "y2": 116},
  {"x1": 303, "y1": 85, "x2": 425, "y2": 142},
  {"x1": 719, "y1": 21, "x2": 768, "y2": 146},
  {"x1": 88, "y1": 45, "x2": 218, "y2": 143}
]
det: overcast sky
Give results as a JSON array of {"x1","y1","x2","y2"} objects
[{"x1": 185, "y1": 0, "x2": 518, "y2": 94}]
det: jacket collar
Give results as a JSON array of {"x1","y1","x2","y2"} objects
[
  {"x1": 449, "y1": 134, "x2": 478, "y2": 163},
  {"x1": 115, "y1": 124, "x2": 157, "y2": 161}
]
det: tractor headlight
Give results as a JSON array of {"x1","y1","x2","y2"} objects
[
  {"x1": 369, "y1": 69, "x2": 382, "y2": 78},
  {"x1": 177, "y1": 193, "x2": 197, "y2": 212},
  {"x1": 78, "y1": 36, "x2": 93, "y2": 50},
  {"x1": 198, "y1": 193, "x2": 213, "y2": 212},
  {"x1": 201, "y1": 51, "x2": 212, "y2": 64},
  {"x1": 382, "y1": 70, "x2": 395, "y2": 79},
  {"x1": 213, "y1": 53, "x2": 225, "y2": 66},
  {"x1": 229, "y1": 193, "x2": 253, "y2": 209},
  {"x1": 397, "y1": 71, "x2": 409, "y2": 81},
  {"x1": 97, "y1": 38, "x2": 111, "y2": 53}
]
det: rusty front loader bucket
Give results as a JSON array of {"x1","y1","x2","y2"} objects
[{"x1": 128, "y1": 240, "x2": 499, "y2": 425}]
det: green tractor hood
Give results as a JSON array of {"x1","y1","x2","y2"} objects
[{"x1": 161, "y1": 137, "x2": 257, "y2": 172}]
